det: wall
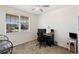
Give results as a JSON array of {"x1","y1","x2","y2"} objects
[
  {"x1": 38, "y1": 6, "x2": 77, "y2": 48},
  {"x1": 0, "y1": 6, "x2": 38, "y2": 46}
]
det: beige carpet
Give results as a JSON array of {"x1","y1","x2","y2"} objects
[{"x1": 13, "y1": 40, "x2": 70, "y2": 54}]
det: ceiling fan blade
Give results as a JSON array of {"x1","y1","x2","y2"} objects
[
  {"x1": 32, "y1": 8, "x2": 35, "y2": 11},
  {"x1": 34, "y1": 5, "x2": 50, "y2": 7},
  {"x1": 41, "y1": 5, "x2": 50, "y2": 7},
  {"x1": 40, "y1": 9, "x2": 43, "y2": 12}
]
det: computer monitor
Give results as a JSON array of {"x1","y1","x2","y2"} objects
[
  {"x1": 69, "y1": 32, "x2": 77, "y2": 39},
  {"x1": 38, "y1": 29, "x2": 46, "y2": 34}
]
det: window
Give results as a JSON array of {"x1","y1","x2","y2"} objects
[
  {"x1": 20, "y1": 16, "x2": 29, "y2": 31},
  {"x1": 6, "y1": 14, "x2": 19, "y2": 33},
  {"x1": 6, "y1": 14, "x2": 30, "y2": 33}
]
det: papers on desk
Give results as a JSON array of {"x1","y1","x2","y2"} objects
[{"x1": 43, "y1": 32, "x2": 54, "y2": 36}]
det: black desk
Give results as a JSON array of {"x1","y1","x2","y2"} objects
[
  {"x1": 43, "y1": 32, "x2": 54, "y2": 36},
  {"x1": 43, "y1": 32, "x2": 54, "y2": 46}
]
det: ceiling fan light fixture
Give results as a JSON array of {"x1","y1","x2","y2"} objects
[
  {"x1": 32, "y1": 7, "x2": 40, "y2": 11},
  {"x1": 32, "y1": 7, "x2": 44, "y2": 12},
  {"x1": 40, "y1": 9, "x2": 43, "y2": 12},
  {"x1": 32, "y1": 5, "x2": 50, "y2": 12},
  {"x1": 34, "y1": 5, "x2": 50, "y2": 7},
  {"x1": 35, "y1": 7, "x2": 40, "y2": 11}
]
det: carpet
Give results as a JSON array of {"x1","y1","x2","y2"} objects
[{"x1": 13, "y1": 40, "x2": 70, "y2": 54}]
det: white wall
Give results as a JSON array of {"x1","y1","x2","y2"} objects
[
  {"x1": 38, "y1": 6, "x2": 77, "y2": 48},
  {"x1": 0, "y1": 6, "x2": 38, "y2": 46}
]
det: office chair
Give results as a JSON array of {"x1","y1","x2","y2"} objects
[
  {"x1": 46, "y1": 36, "x2": 54, "y2": 46},
  {"x1": 45, "y1": 29, "x2": 54, "y2": 46},
  {"x1": 0, "y1": 35, "x2": 13, "y2": 54},
  {"x1": 37, "y1": 32, "x2": 46, "y2": 48}
]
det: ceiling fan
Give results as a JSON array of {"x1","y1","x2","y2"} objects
[
  {"x1": 35, "y1": 5, "x2": 50, "y2": 7},
  {"x1": 32, "y1": 5, "x2": 50, "y2": 12}
]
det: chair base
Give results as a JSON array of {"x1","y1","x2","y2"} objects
[{"x1": 36, "y1": 42, "x2": 46, "y2": 48}]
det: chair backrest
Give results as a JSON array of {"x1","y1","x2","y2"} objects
[
  {"x1": 37, "y1": 32, "x2": 46, "y2": 41},
  {"x1": 51, "y1": 29, "x2": 54, "y2": 32},
  {"x1": 37, "y1": 32, "x2": 43, "y2": 37}
]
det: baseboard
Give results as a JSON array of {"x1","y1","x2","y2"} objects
[{"x1": 14, "y1": 39, "x2": 36, "y2": 47}]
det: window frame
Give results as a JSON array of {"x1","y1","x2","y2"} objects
[
  {"x1": 20, "y1": 16, "x2": 30, "y2": 32},
  {"x1": 5, "y1": 13, "x2": 30, "y2": 33}
]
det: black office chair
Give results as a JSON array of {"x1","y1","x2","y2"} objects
[
  {"x1": 37, "y1": 32, "x2": 46, "y2": 48},
  {"x1": 45, "y1": 29, "x2": 54, "y2": 46},
  {"x1": 46, "y1": 36, "x2": 54, "y2": 46},
  {"x1": 0, "y1": 35, "x2": 13, "y2": 54}
]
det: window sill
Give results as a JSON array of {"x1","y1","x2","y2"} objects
[{"x1": 6, "y1": 30, "x2": 30, "y2": 34}]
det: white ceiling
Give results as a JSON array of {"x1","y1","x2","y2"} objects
[{"x1": 8, "y1": 5, "x2": 69, "y2": 15}]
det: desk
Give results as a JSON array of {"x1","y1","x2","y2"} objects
[
  {"x1": 43, "y1": 32, "x2": 54, "y2": 46},
  {"x1": 43, "y1": 32, "x2": 54, "y2": 36}
]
